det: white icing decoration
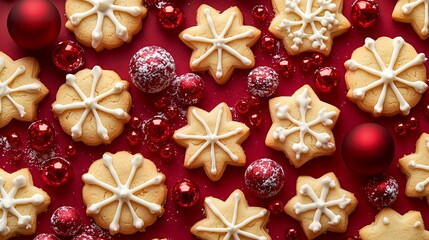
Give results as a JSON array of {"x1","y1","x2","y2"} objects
[
  {"x1": 277, "y1": 0, "x2": 339, "y2": 51},
  {"x1": 69, "y1": 0, "x2": 142, "y2": 48},
  {"x1": 383, "y1": 217, "x2": 390, "y2": 225},
  {"x1": 182, "y1": 8, "x2": 255, "y2": 78},
  {"x1": 273, "y1": 87, "x2": 336, "y2": 160},
  {"x1": 175, "y1": 106, "x2": 243, "y2": 175},
  {"x1": 293, "y1": 176, "x2": 351, "y2": 233},
  {"x1": 0, "y1": 57, "x2": 42, "y2": 118},
  {"x1": 0, "y1": 175, "x2": 45, "y2": 236},
  {"x1": 407, "y1": 138, "x2": 429, "y2": 192},
  {"x1": 196, "y1": 192, "x2": 268, "y2": 240},
  {"x1": 82, "y1": 153, "x2": 163, "y2": 233},
  {"x1": 402, "y1": 0, "x2": 429, "y2": 35},
  {"x1": 414, "y1": 221, "x2": 422, "y2": 228},
  {"x1": 345, "y1": 37, "x2": 428, "y2": 115},
  {"x1": 52, "y1": 66, "x2": 129, "y2": 141}
]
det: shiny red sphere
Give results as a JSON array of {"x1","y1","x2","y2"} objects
[
  {"x1": 144, "y1": 117, "x2": 172, "y2": 143},
  {"x1": 261, "y1": 35, "x2": 277, "y2": 53},
  {"x1": 268, "y1": 200, "x2": 284, "y2": 215},
  {"x1": 51, "y1": 206, "x2": 82, "y2": 237},
  {"x1": 33, "y1": 233, "x2": 60, "y2": 240},
  {"x1": 248, "y1": 113, "x2": 263, "y2": 127},
  {"x1": 314, "y1": 66, "x2": 340, "y2": 93},
  {"x1": 41, "y1": 158, "x2": 73, "y2": 187},
  {"x1": 66, "y1": 142, "x2": 77, "y2": 157},
  {"x1": 157, "y1": 3, "x2": 183, "y2": 29},
  {"x1": 7, "y1": 132, "x2": 20, "y2": 147},
  {"x1": 351, "y1": 0, "x2": 380, "y2": 28},
  {"x1": 175, "y1": 73, "x2": 205, "y2": 106},
  {"x1": 245, "y1": 158, "x2": 285, "y2": 198},
  {"x1": 172, "y1": 179, "x2": 200, "y2": 207},
  {"x1": 252, "y1": 5, "x2": 269, "y2": 23},
  {"x1": 300, "y1": 56, "x2": 316, "y2": 74},
  {"x1": 159, "y1": 143, "x2": 175, "y2": 161},
  {"x1": 127, "y1": 130, "x2": 142, "y2": 146},
  {"x1": 247, "y1": 66, "x2": 279, "y2": 98},
  {"x1": 364, "y1": 174, "x2": 399, "y2": 208},
  {"x1": 28, "y1": 120, "x2": 55, "y2": 151},
  {"x1": 52, "y1": 40, "x2": 85, "y2": 73},
  {"x1": 277, "y1": 58, "x2": 295, "y2": 79}
]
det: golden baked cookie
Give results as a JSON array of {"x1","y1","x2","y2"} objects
[
  {"x1": 393, "y1": 0, "x2": 429, "y2": 39},
  {"x1": 173, "y1": 103, "x2": 250, "y2": 181},
  {"x1": 0, "y1": 168, "x2": 50, "y2": 239},
  {"x1": 0, "y1": 52, "x2": 48, "y2": 128},
  {"x1": 191, "y1": 189, "x2": 271, "y2": 240},
  {"x1": 359, "y1": 208, "x2": 429, "y2": 240},
  {"x1": 52, "y1": 65, "x2": 131, "y2": 146},
  {"x1": 65, "y1": 0, "x2": 147, "y2": 51},
  {"x1": 345, "y1": 36, "x2": 427, "y2": 117},
  {"x1": 269, "y1": 0, "x2": 351, "y2": 56},
  {"x1": 285, "y1": 172, "x2": 358, "y2": 240},
  {"x1": 179, "y1": 4, "x2": 261, "y2": 85},
  {"x1": 82, "y1": 152, "x2": 167, "y2": 235},
  {"x1": 265, "y1": 85, "x2": 339, "y2": 168}
]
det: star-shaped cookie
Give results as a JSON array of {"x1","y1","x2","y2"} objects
[
  {"x1": 393, "y1": 0, "x2": 429, "y2": 39},
  {"x1": 265, "y1": 85, "x2": 340, "y2": 168},
  {"x1": 269, "y1": 0, "x2": 351, "y2": 56},
  {"x1": 359, "y1": 208, "x2": 429, "y2": 240},
  {"x1": 0, "y1": 52, "x2": 48, "y2": 128},
  {"x1": 191, "y1": 189, "x2": 271, "y2": 240},
  {"x1": 285, "y1": 172, "x2": 358, "y2": 240},
  {"x1": 399, "y1": 133, "x2": 429, "y2": 205},
  {"x1": 179, "y1": 4, "x2": 261, "y2": 85},
  {"x1": 173, "y1": 103, "x2": 250, "y2": 181}
]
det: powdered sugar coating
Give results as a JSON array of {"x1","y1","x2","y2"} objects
[
  {"x1": 364, "y1": 175, "x2": 399, "y2": 208},
  {"x1": 247, "y1": 66, "x2": 279, "y2": 98},
  {"x1": 244, "y1": 158, "x2": 285, "y2": 198}
]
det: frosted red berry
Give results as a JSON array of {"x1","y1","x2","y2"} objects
[
  {"x1": 172, "y1": 179, "x2": 200, "y2": 207},
  {"x1": 314, "y1": 67, "x2": 340, "y2": 93},
  {"x1": 28, "y1": 120, "x2": 55, "y2": 151},
  {"x1": 245, "y1": 158, "x2": 285, "y2": 198},
  {"x1": 41, "y1": 158, "x2": 73, "y2": 187},
  {"x1": 157, "y1": 3, "x2": 183, "y2": 29},
  {"x1": 52, "y1": 40, "x2": 85, "y2": 73},
  {"x1": 51, "y1": 206, "x2": 82, "y2": 237},
  {"x1": 248, "y1": 66, "x2": 279, "y2": 98},
  {"x1": 175, "y1": 73, "x2": 204, "y2": 106},
  {"x1": 364, "y1": 174, "x2": 399, "y2": 208}
]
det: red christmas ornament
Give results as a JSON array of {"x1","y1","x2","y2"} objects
[
  {"x1": 351, "y1": 0, "x2": 380, "y2": 28},
  {"x1": 52, "y1": 40, "x2": 85, "y2": 73},
  {"x1": 314, "y1": 66, "x2": 340, "y2": 93},
  {"x1": 245, "y1": 158, "x2": 285, "y2": 198},
  {"x1": 51, "y1": 206, "x2": 82, "y2": 237},
  {"x1": 66, "y1": 142, "x2": 77, "y2": 157},
  {"x1": 33, "y1": 233, "x2": 60, "y2": 240},
  {"x1": 172, "y1": 179, "x2": 200, "y2": 207},
  {"x1": 394, "y1": 122, "x2": 407, "y2": 136},
  {"x1": 285, "y1": 228, "x2": 299, "y2": 240},
  {"x1": 364, "y1": 174, "x2": 399, "y2": 208},
  {"x1": 268, "y1": 200, "x2": 284, "y2": 215},
  {"x1": 249, "y1": 113, "x2": 263, "y2": 127},
  {"x1": 174, "y1": 73, "x2": 205, "y2": 106},
  {"x1": 127, "y1": 130, "x2": 142, "y2": 146},
  {"x1": 312, "y1": 53, "x2": 325, "y2": 69},
  {"x1": 28, "y1": 120, "x2": 55, "y2": 151},
  {"x1": 300, "y1": 56, "x2": 316, "y2": 74},
  {"x1": 41, "y1": 158, "x2": 73, "y2": 187},
  {"x1": 252, "y1": 5, "x2": 269, "y2": 23},
  {"x1": 235, "y1": 99, "x2": 250, "y2": 115},
  {"x1": 157, "y1": 3, "x2": 183, "y2": 29},
  {"x1": 247, "y1": 66, "x2": 279, "y2": 98},
  {"x1": 342, "y1": 123, "x2": 395, "y2": 175},
  {"x1": 159, "y1": 143, "x2": 175, "y2": 161},
  {"x1": 261, "y1": 35, "x2": 277, "y2": 53},
  {"x1": 144, "y1": 116, "x2": 172, "y2": 143},
  {"x1": 130, "y1": 116, "x2": 143, "y2": 129},
  {"x1": 7, "y1": 132, "x2": 20, "y2": 147},
  {"x1": 129, "y1": 46, "x2": 176, "y2": 93},
  {"x1": 406, "y1": 117, "x2": 419, "y2": 131},
  {"x1": 277, "y1": 58, "x2": 295, "y2": 79},
  {"x1": 7, "y1": 0, "x2": 61, "y2": 49}
]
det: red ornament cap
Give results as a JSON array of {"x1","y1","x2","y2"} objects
[
  {"x1": 157, "y1": 3, "x2": 183, "y2": 29},
  {"x1": 33, "y1": 233, "x2": 60, "y2": 240},
  {"x1": 245, "y1": 158, "x2": 285, "y2": 198},
  {"x1": 172, "y1": 179, "x2": 200, "y2": 207},
  {"x1": 28, "y1": 120, "x2": 56, "y2": 151},
  {"x1": 52, "y1": 40, "x2": 85, "y2": 73},
  {"x1": 51, "y1": 206, "x2": 82, "y2": 237},
  {"x1": 364, "y1": 174, "x2": 399, "y2": 208},
  {"x1": 314, "y1": 66, "x2": 340, "y2": 93},
  {"x1": 41, "y1": 158, "x2": 73, "y2": 187},
  {"x1": 351, "y1": 0, "x2": 380, "y2": 28}
]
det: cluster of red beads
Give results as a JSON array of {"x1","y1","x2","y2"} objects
[
  {"x1": 394, "y1": 116, "x2": 419, "y2": 136},
  {"x1": 234, "y1": 95, "x2": 263, "y2": 128}
]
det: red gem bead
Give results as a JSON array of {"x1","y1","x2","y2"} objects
[
  {"x1": 300, "y1": 56, "x2": 316, "y2": 74},
  {"x1": 130, "y1": 116, "x2": 143, "y2": 129},
  {"x1": 144, "y1": 116, "x2": 172, "y2": 143},
  {"x1": 66, "y1": 142, "x2": 77, "y2": 157},
  {"x1": 248, "y1": 95, "x2": 261, "y2": 107},
  {"x1": 351, "y1": 0, "x2": 380, "y2": 28},
  {"x1": 285, "y1": 228, "x2": 299, "y2": 240},
  {"x1": 268, "y1": 200, "x2": 284, "y2": 215},
  {"x1": 160, "y1": 143, "x2": 175, "y2": 161},
  {"x1": 172, "y1": 179, "x2": 200, "y2": 207},
  {"x1": 52, "y1": 40, "x2": 85, "y2": 73},
  {"x1": 261, "y1": 35, "x2": 277, "y2": 54},
  {"x1": 314, "y1": 66, "x2": 340, "y2": 93},
  {"x1": 364, "y1": 174, "x2": 399, "y2": 208},
  {"x1": 28, "y1": 120, "x2": 55, "y2": 151},
  {"x1": 157, "y1": 3, "x2": 183, "y2": 29},
  {"x1": 33, "y1": 233, "x2": 60, "y2": 240},
  {"x1": 278, "y1": 58, "x2": 295, "y2": 79},
  {"x1": 7, "y1": 132, "x2": 20, "y2": 147},
  {"x1": 312, "y1": 52, "x2": 325, "y2": 69},
  {"x1": 249, "y1": 113, "x2": 262, "y2": 127},
  {"x1": 235, "y1": 99, "x2": 250, "y2": 115},
  {"x1": 406, "y1": 117, "x2": 419, "y2": 131},
  {"x1": 175, "y1": 73, "x2": 205, "y2": 106},
  {"x1": 248, "y1": 66, "x2": 279, "y2": 98},
  {"x1": 252, "y1": 5, "x2": 269, "y2": 23},
  {"x1": 10, "y1": 148, "x2": 23, "y2": 163},
  {"x1": 245, "y1": 158, "x2": 285, "y2": 198},
  {"x1": 127, "y1": 130, "x2": 142, "y2": 146},
  {"x1": 394, "y1": 122, "x2": 407, "y2": 136},
  {"x1": 41, "y1": 158, "x2": 73, "y2": 187},
  {"x1": 51, "y1": 206, "x2": 82, "y2": 237},
  {"x1": 146, "y1": 140, "x2": 160, "y2": 153}
]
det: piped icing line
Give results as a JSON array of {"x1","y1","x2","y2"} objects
[
  {"x1": 277, "y1": 0, "x2": 339, "y2": 51},
  {"x1": 293, "y1": 177, "x2": 351, "y2": 233},
  {"x1": 52, "y1": 66, "x2": 129, "y2": 141},
  {"x1": 0, "y1": 57, "x2": 42, "y2": 118},
  {"x1": 402, "y1": 0, "x2": 429, "y2": 35},
  {"x1": 273, "y1": 87, "x2": 336, "y2": 160},
  {"x1": 182, "y1": 8, "x2": 255, "y2": 78},
  {"x1": 345, "y1": 37, "x2": 428, "y2": 115},
  {"x1": 0, "y1": 175, "x2": 45, "y2": 236},
  {"x1": 83, "y1": 153, "x2": 163, "y2": 233},
  {"x1": 175, "y1": 106, "x2": 243, "y2": 175},
  {"x1": 409, "y1": 160, "x2": 429, "y2": 192},
  {"x1": 196, "y1": 192, "x2": 268, "y2": 240},
  {"x1": 69, "y1": 0, "x2": 142, "y2": 48}
]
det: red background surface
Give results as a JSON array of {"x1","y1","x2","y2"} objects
[{"x1": 0, "y1": 0, "x2": 428, "y2": 239}]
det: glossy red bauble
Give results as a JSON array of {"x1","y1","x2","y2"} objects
[
  {"x1": 157, "y1": 3, "x2": 183, "y2": 29},
  {"x1": 66, "y1": 142, "x2": 77, "y2": 157},
  {"x1": 28, "y1": 120, "x2": 55, "y2": 151},
  {"x1": 247, "y1": 66, "x2": 279, "y2": 98},
  {"x1": 277, "y1": 58, "x2": 295, "y2": 79},
  {"x1": 160, "y1": 143, "x2": 175, "y2": 161},
  {"x1": 33, "y1": 233, "x2": 60, "y2": 240},
  {"x1": 172, "y1": 179, "x2": 200, "y2": 207},
  {"x1": 51, "y1": 206, "x2": 82, "y2": 237},
  {"x1": 52, "y1": 40, "x2": 85, "y2": 73},
  {"x1": 351, "y1": 0, "x2": 380, "y2": 28},
  {"x1": 41, "y1": 158, "x2": 73, "y2": 187},
  {"x1": 127, "y1": 130, "x2": 142, "y2": 146},
  {"x1": 342, "y1": 123, "x2": 395, "y2": 176},
  {"x1": 144, "y1": 117, "x2": 172, "y2": 143},
  {"x1": 268, "y1": 200, "x2": 284, "y2": 215},
  {"x1": 406, "y1": 117, "x2": 419, "y2": 131},
  {"x1": 394, "y1": 122, "x2": 407, "y2": 136},
  {"x1": 300, "y1": 56, "x2": 316, "y2": 74},
  {"x1": 174, "y1": 73, "x2": 205, "y2": 106},
  {"x1": 314, "y1": 67, "x2": 340, "y2": 93},
  {"x1": 261, "y1": 35, "x2": 277, "y2": 53},
  {"x1": 364, "y1": 174, "x2": 399, "y2": 208},
  {"x1": 235, "y1": 99, "x2": 250, "y2": 115},
  {"x1": 249, "y1": 113, "x2": 262, "y2": 127},
  {"x1": 245, "y1": 158, "x2": 285, "y2": 198},
  {"x1": 7, "y1": 132, "x2": 20, "y2": 147},
  {"x1": 130, "y1": 116, "x2": 143, "y2": 129},
  {"x1": 252, "y1": 5, "x2": 269, "y2": 23}
]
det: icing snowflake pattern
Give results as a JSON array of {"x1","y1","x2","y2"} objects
[
  {"x1": 277, "y1": 0, "x2": 339, "y2": 51},
  {"x1": 196, "y1": 191, "x2": 268, "y2": 240},
  {"x1": 0, "y1": 57, "x2": 42, "y2": 118},
  {"x1": 69, "y1": 0, "x2": 142, "y2": 48},
  {"x1": 273, "y1": 87, "x2": 337, "y2": 160},
  {"x1": 402, "y1": 0, "x2": 429, "y2": 35},
  {"x1": 293, "y1": 176, "x2": 351, "y2": 233},
  {"x1": 345, "y1": 37, "x2": 428, "y2": 115},
  {"x1": 52, "y1": 66, "x2": 129, "y2": 141},
  {"x1": 182, "y1": 8, "x2": 256, "y2": 78},
  {"x1": 409, "y1": 138, "x2": 429, "y2": 192},
  {"x1": 82, "y1": 153, "x2": 163, "y2": 233},
  {"x1": 0, "y1": 175, "x2": 45, "y2": 236}
]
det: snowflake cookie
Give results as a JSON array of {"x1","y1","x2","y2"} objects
[
  {"x1": 191, "y1": 189, "x2": 271, "y2": 240},
  {"x1": 265, "y1": 85, "x2": 339, "y2": 168},
  {"x1": 393, "y1": 0, "x2": 429, "y2": 40},
  {"x1": 173, "y1": 103, "x2": 250, "y2": 181},
  {"x1": 0, "y1": 52, "x2": 48, "y2": 128},
  {"x1": 345, "y1": 36, "x2": 427, "y2": 117},
  {"x1": 82, "y1": 152, "x2": 167, "y2": 235},
  {"x1": 359, "y1": 208, "x2": 429, "y2": 240},
  {"x1": 285, "y1": 172, "x2": 358, "y2": 240},
  {"x1": 52, "y1": 65, "x2": 131, "y2": 146},
  {"x1": 65, "y1": 0, "x2": 147, "y2": 51},
  {"x1": 269, "y1": 0, "x2": 351, "y2": 56},
  {"x1": 0, "y1": 168, "x2": 50, "y2": 239},
  {"x1": 399, "y1": 133, "x2": 429, "y2": 205},
  {"x1": 179, "y1": 4, "x2": 261, "y2": 85}
]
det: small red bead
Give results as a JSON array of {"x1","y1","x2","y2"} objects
[
  {"x1": 364, "y1": 174, "x2": 399, "y2": 208},
  {"x1": 66, "y1": 142, "x2": 77, "y2": 157},
  {"x1": 41, "y1": 158, "x2": 73, "y2": 187},
  {"x1": 144, "y1": 117, "x2": 172, "y2": 143},
  {"x1": 351, "y1": 0, "x2": 380, "y2": 28},
  {"x1": 261, "y1": 35, "x2": 277, "y2": 54},
  {"x1": 300, "y1": 56, "x2": 316, "y2": 74},
  {"x1": 175, "y1": 73, "x2": 205, "y2": 106},
  {"x1": 248, "y1": 95, "x2": 261, "y2": 107},
  {"x1": 406, "y1": 117, "x2": 419, "y2": 131},
  {"x1": 157, "y1": 3, "x2": 183, "y2": 29},
  {"x1": 52, "y1": 40, "x2": 85, "y2": 73},
  {"x1": 172, "y1": 179, "x2": 200, "y2": 207},
  {"x1": 314, "y1": 66, "x2": 340, "y2": 93},
  {"x1": 277, "y1": 58, "x2": 295, "y2": 79},
  {"x1": 130, "y1": 116, "x2": 143, "y2": 129},
  {"x1": 51, "y1": 206, "x2": 82, "y2": 237},
  {"x1": 28, "y1": 120, "x2": 55, "y2": 151},
  {"x1": 394, "y1": 122, "x2": 407, "y2": 136},
  {"x1": 146, "y1": 140, "x2": 160, "y2": 153},
  {"x1": 127, "y1": 130, "x2": 142, "y2": 146},
  {"x1": 10, "y1": 148, "x2": 23, "y2": 163},
  {"x1": 268, "y1": 200, "x2": 284, "y2": 215},
  {"x1": 312, "y1": 52, "x2": 325, "y2": 69},
  {"x1": 235, "y1": 99, "x2": 250, "y2": 115},
  {"x1": 160, "y1": 143, "x2": 175, "y2": 161},
  {"x1": 285, "y1": 228, "x2": 299, "y2": 240},
  {"x1": 33, "y1": 233, "x2": 60, "y2": 240},
  {"x1": 249, "y1": 113, "x2": 262, "y2": 127},
  {"x1": 7, "y1": 132, "x2": 20, "y2": 147},
  {"x1": 252, "y1": 5, "x2": 269, "y2": 23}
]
